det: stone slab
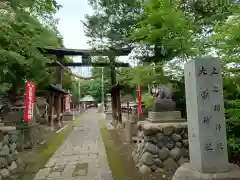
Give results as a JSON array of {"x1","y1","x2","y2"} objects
[
  {"x1": 184, "y1": 57, "x2": 228, "y2": 173},
  {"x1": 48, "y1": 172, "x2": 61, "y2": 178},
  {"x1": 148, "y1": 111, "x2": 182, "y2": 119},
  {"x1": 172, "y1": 163, "x2": 240, "y2": 180},
  {"x1": 0, "y1": 126, "x2": 16, "y2": 132},
  {"x1": 34, "y1": 168, "x2": 51, "y2": 180},
  {"x1": 61, "y1": 165, "x2": 76, "y2": 178},
  {"x1": 45, "y1": 158, "x2": 57, "y2": 168}
]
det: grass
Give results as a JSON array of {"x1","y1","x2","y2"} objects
[
  {"x1": 99, "y1": 118, "x2": 132, "y2": 180},
  {"x1": 20, "y1": 113, "x2": 86, "y2": 180}
]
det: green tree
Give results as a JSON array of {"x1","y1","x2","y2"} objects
[
  {"x1": 210, "y1": 11, "x2": 240, "y2": 158},
  {"x1": 83, "y1": 0, "x2": 142, "y2": 48},
  {"x1": 0, "y1": 0, "x2": 62, "y2": 101}
]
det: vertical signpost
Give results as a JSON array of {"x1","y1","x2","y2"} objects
[
  {"x1": 23, "y1": 81, "x2": 36, "y2": 150},
  {"x1": 24, "y1": 82, "x2": 36, "y2": 122},
  {"x1": 65, "y1": 94, "x2": 71, "y2": 112},
  {"x1": 184, "y1": 57, "x2": 228, "y2": 173}
]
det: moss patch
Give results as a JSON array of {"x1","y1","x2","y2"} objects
[
  {"x1": 99, "y1": 119, "x2": 132, "y2": 180},
  {"x1": 20, "y1": 113, "x2": 86, "y2": 180}
]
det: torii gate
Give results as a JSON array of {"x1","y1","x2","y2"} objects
[{"x1": 38, "y1": 47, "x2": 132, "y2": 123}]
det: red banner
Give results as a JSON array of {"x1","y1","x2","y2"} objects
[
  {"x1": 137, "y1": 84, "x2": 142, "y2": 117},
  {"x1": 65, "y1": 94, "x2": 71, "y2": 111},
  {"x1": 24, "y1": 82, "x2": 36, "y2": 122}
]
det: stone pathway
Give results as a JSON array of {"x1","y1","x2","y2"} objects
[{"x1": 34, "y1": 109, "x2": 113, "y2": 180}]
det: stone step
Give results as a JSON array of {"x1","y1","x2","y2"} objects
[
  {"x1": 0, "y1": 126, "x2": 16, "y2": 132},
  {"x1": 148, "y1": 111, "x2": 182, "y2": 119},
  {"x1": 146, "y1": 118, "x2": 186, "y2": 123}
]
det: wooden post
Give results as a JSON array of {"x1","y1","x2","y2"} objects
[
  {"x1": 60, "y1": 95, "x2": 64, "y2": 126},
  {"x1": 111, "y1": 92, "x2": 117, "y2": 120},
  {"x1": 50, "y1": 92, "x2": 55, "y2": 131},
  {"x1": 127, "y1": 101, "x2": 130, "y2": 120},
  {"x1": 116, "y1": 88, "x2": 122, "y2": 123},
  {"x1": 56, "y1": 54, "x2": 64, "y2": 88},
  {"x1": 56, "y1": 93, "x2": 61, "y2": 128},
  {"x1": 48, "y1": 93, "x2": 52, "y2": 126}
]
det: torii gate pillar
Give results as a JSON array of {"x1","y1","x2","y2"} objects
[{"x1": 56, "y1": 54, "x2": 64, "y2": 89}]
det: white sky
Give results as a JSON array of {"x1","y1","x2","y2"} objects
[
  {"x1": 55, "y1": 0, "x2": 130, "y2": 77},
  {"x1": 55, "y1": 0, "x2": 92, "y2": 49},
  {"x1": 55, "y1": 0, "x2": 93, "y2": 76}
]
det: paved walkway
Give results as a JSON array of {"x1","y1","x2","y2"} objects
[{"x1": 34, "y1": 110, "x2": 113, "y2": 180}]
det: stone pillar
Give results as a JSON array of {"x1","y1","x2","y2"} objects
[
  {"x1": 131, "y1": 105, "x2": 138, "y2": 123},
  {"x1": 130, "y1": 105, "x2": 139, "y2": 137},
  {"x1": 98, "y1": 103, "x2": 104, "y2": 113},
  {"x1": 173, "y1": 57, "x2": 240, "y2": 179},
  {"x1": 124, "y1": 120, "x2": 132, "y2": 143}
]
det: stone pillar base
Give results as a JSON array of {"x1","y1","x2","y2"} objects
[
  {"x1": 172, "y1": 163, "x2": 240, "y2": 180},
  {"x1": 133, "y1": 121, "x2": 189, "y2": 174},
  {"x1": 16, "y1": 123, "x2": 43, "y2": 150},
  {"x1": 147, "y1": 111, "x2": 185, "y2": 123},
  {"x1": 62, "y1": 113, "x2": 73, "y2": 121}
]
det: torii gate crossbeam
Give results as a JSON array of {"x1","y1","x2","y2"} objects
[{"x1": 39, "y1": 47, "x2": 132, "y2": 124}]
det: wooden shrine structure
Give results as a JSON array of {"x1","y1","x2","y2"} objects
[
  {"x1": 39, "y1": 47, "x2": 132, "y2": 124},
  {"x1": 107, "y1": 83, "x2": 124, "y2": 123},
  {"x1": 46, "y1": 84, "x2": 69, "y2": 130}
]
